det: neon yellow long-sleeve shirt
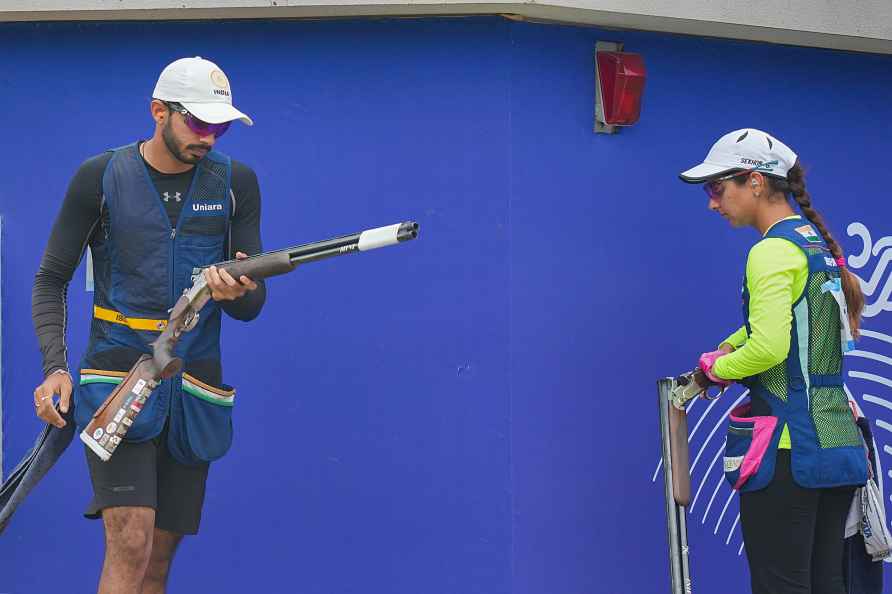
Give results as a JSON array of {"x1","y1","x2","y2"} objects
[{"x1": 712, "y1": 216, "x2": 808, "y2": 449}]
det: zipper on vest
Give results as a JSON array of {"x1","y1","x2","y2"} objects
[{"x1": 170, "y1": 220, "x2": 176, "y2": 322}]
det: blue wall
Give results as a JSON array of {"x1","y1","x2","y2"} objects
[{"x1": 1, "y1": 16, "x2": 891, "y2": 593}]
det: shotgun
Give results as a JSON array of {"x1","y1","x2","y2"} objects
[{"x1": 81, "y1": 221, "x2": 420, "y2": 461}]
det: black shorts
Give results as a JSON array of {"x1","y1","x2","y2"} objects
[{"x1": 84, "y1": 425, "x2": 210, "y2": 535}]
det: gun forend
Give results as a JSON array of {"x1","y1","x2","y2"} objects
[{"x1": 218, "y1": 250, "x2": 297, "y2": 282}]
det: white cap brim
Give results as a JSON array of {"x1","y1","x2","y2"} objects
[
  {"x1": 678, "y1": 161, "x2": 734, "y2": 183},
  {"x1": 181, "y1": 101, "x2": 253, "y2": 126}
]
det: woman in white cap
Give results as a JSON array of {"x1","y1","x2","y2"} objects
[{"x1": 679, "y1": 129, "x2": 867, "y2": 594}]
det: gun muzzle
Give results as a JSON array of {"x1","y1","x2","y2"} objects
[
  {"x1": 358, "y1": 221, "x2": 420, "y2": 252},
  {"x1": 397, "y1": 221, "x2": 420, "y2": 242}
]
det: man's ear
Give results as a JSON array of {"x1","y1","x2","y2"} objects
[{"x1": 150, "y1": 99, "x2": 167, "y2": 124}]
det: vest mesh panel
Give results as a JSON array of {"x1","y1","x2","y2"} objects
[
  {"x1": 195, "y1": 161, "x2": 228, "y2": 201},
  {"x1": 808, "y1": 270, "x2": 842, "y2": 375},
  {"x1": 757, "y1": 362, "x2": 788, "y2": 402}
]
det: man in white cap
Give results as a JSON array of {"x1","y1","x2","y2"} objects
[{"x1": 30, "y1": 57, "x2": 265, "y2": 593}]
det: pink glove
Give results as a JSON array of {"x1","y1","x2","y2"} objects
[{"x1": 698, "y1": 350, "x2": 731, "y2": 387}]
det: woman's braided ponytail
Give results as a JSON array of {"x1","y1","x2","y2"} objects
[{"x1": 786, "y1": 162, "x2": 864, "y2": 337}]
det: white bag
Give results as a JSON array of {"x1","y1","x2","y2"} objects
[
  {"x1": 861, "y1": 477, "x2": 892, "y2": 562},
  {"x1": 843, "y1": 396, "x2": 891, "y2": 560}
]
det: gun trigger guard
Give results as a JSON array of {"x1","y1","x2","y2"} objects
[
  {"x1": 183, "y1": 311, "x2": 199, "y2": 331},
  {"x1": 701, "y1": 384, "x2": 726, "y2": 401}
]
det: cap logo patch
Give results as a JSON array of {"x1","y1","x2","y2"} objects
[
  {"x1": 210, "y1": 70, "x2": 230, "y2": 89},
  {"x1": 739, "y1": 158, "x2": 778, "y2": 172}
]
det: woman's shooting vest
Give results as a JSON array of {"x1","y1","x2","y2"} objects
[{"x1": 724, "y1": 218, "x2": 867, "y2": 491}]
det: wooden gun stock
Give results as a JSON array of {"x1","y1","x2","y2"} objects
[
  {"x1": 80, "y1": 356, "x2": 160, "y2": 461},
  {"x1": 668, "y1": 404, "x2": 691, "y2": 506}
]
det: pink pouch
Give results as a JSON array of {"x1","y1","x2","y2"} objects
[{"x1": 725, "y1": 403, "x2": 778, "y2": 491}]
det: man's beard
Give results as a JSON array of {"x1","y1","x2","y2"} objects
[{"x1": 162, "y1": 119, "x2": 202, "y2": 165}]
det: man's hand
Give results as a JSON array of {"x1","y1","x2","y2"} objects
[
  {"x1": 33, "y1": 370, "x2": 73, "y2": 428},
  {"x1": 205, "y1": 251, "x2": 259, "y2": 301}
]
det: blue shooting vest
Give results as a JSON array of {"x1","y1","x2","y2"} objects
[
  {"x1": 73, "y1": 142, "x2": 236, "y2": 465},
  {"x1": 728, "y1": 217, "x2": 867, "y2": 491}
]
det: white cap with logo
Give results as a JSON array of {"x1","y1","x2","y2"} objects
[
  {"x1": 679, "y1": 128, "x2": 797, "y2": 183},
  {"x1": 152, "y1": 56, "x2": 253, "y2": 126}
]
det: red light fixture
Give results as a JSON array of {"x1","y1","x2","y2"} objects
[{"x1": 595, "y1": 42, "x2": 647, "y2": 134}]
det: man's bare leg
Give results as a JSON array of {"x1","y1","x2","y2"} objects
[
  {"x1": 141, "y1": 528, "x2": 183, "y2": 594},
  {"x1": 98, "y1": 506, "x2": 155, "y2": 594}
]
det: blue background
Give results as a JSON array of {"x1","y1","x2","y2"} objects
[{"x1": 1, "y1": 16, "x2": 891, "y2": 593}]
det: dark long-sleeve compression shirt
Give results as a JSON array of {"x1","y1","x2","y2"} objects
[{"x1": 32, "y1": 144, "x2": 266, "y2": 376}]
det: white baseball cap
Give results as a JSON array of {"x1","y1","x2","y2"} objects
[
  {"x1": 152, "y1": 56, "x2": 253, "y2": 126},
  {"x1": 679, "y1": 128, "x2": 797, "y2": 183}
]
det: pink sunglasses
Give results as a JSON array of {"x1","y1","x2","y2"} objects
[
  {"x1": 702, "y1": 169, "x2": 753, "y2": 200},
  {"x1": 165, "y1": 102, "x2": 231, "y2": 139}
]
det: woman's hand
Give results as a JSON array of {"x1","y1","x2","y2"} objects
[{"x1": 698, "y1": 350, "x2": 731, "y2": 387}]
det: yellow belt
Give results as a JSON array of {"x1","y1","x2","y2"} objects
[{"x1": 93, "y1": 305, "x2": 168, "y2": 332}]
